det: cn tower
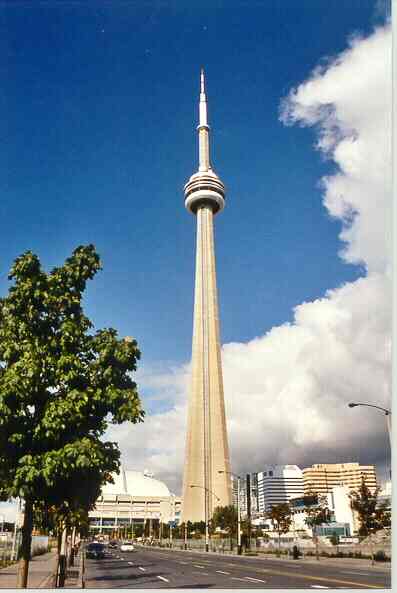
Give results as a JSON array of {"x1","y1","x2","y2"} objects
[{"x1": 181, "y1": 70, "x2": 232, "y2": 523}]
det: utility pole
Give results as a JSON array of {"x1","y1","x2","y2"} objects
[{"x1": 246, "y1": 474, "x2": 251, "y2": 551}]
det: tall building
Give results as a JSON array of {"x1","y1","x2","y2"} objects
[
  {"x1": 302, "y1": 462, "x2": 377, "y2": 495},
  {"x1": 233, "y1": 474, "x2": 260, "y2": 518},
  {"x1": 181, "y1": 71, "x2": 232, "y2": 522},
  {"x1": 257, "y1": 465, "x2": 304, "y2": 512}
]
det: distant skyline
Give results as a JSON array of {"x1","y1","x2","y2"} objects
[{"x1": 0, "y1": 1, "x2": 392, "y2": 508}]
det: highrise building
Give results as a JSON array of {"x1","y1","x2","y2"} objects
[
  {"x1": 181, "y1": 71, "x2": 232, "y2": 522},
  {"x1": 257, "y1": 465, "x2": 304, "y2": 512},
  {"x1": 233, "y1": 474, "x2": 260, "y2": 518},
  {"x1": 302, "y1": 462, "x2": 377, "y2": 495}
]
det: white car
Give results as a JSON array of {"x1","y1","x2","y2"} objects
[{"x1": 120, "y1": 541, "x2": 135, "y2": 552}]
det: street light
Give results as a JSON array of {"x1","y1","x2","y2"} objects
[
  {"x1": 218, "y1": 470, "x2": 242, "y2": 555},
  {"x1": 190, "y1": 484, "x2": 220, "y2": 552},
  {"x1": 348, "y1": 402, "x2": 392, "y2": 449}
]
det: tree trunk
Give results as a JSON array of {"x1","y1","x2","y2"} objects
[
  {"x1": 57, "y1": 527, "x2": 67, "y2": 587},
  {"x1": 314, "y1": 531, "x2": 319, "y2": 561},
  {"x1": 278, "y1": 533, "x2": 281, "y2": 557},
  {"x1": 16, "y1": 498, "x2": 34, "y2": 588},
  {"x1": 369, "y1": 532, "x2": 374, "y2": 566},
  {"x1": 69, "y1": 527, "x2": 76, "y2": 567},
  {"x1": 54, "y1": 530, "x2": 62, "y2": 588}
]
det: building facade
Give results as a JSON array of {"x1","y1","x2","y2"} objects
[
  {"x1": 302, "y1": 463, "x2": 377, "y2": 495},
  {"x1": 257, "y1": 465, "x2": 304, "y2": 513},
  {"x1": 181, "y1": 71, "x2": 232, "y2": 522},
  {"x1": 232, "y1": 474, "x2": 259, "y2": 518},
  {"x1": 88, "y1": 468, "x2": 181, "y2": 534}
]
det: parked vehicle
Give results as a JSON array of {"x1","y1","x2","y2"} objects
[
  {"x1": 108, "y1": 540, "x2": 118, "y2": 549},
  {"x1": 120, "y1": 541, "x2": 134, "y2": 552},
  {"x1": 86, "y1": 542, "x2": 106, "y2": 559}
]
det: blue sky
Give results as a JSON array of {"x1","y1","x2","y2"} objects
[
  {"x1": 0, "y1": 2, "x2": 392, "y2": 501},
  {"x1": 0, "y1": 1, "x2": 383, "y2": 366}
]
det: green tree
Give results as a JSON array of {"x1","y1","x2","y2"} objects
[
  {"x1": 0, "y1": 246, "x2": 144, "y2": 587},
  {"x1": 303, "y1": 493, "x2": 331, "y2": 560},
  {"x1": 212, "y1": 505, "x2": 238, "y2": 550},
  {"x1": 349, "y1": 478, "x2": 391, "y2": 564},
  {"x1": 267, "y1": 503, "x2": 292, "y2": 555}
]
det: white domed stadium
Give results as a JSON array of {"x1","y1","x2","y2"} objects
[{"x1": 88, "y1": 468, "x2": 181, "y2": 535}]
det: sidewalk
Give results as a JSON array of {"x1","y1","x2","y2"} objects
[{"x1": 0, "y1": 551, "x2": 57, "y2": 589}]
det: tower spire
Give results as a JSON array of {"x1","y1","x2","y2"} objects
[{"x1": 198, "y1": 69, "x2": 210, "y2": 171}]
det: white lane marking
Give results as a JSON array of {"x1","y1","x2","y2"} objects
[
  {"x1": 128, "y1": 561, "x2": 134, "y2": 565},
  {"x1": 178, "y1": 561, "x2": 188, "y2": 565},
  {"x1": 311, "y1": 587, "x2": 328, "y2": 589},
  {"x1": 216, "y1": 570, "x2": 230, "y2": 575},
  {"x1": 194, "y1": 565, "x2": 205, "y2": 568},
  {"x1": 157, "y1": 576, "x2": 169, "y2": 582},
  {"x1": 138, "y1": 566, "x2": 146, "y2": 571},
  {"x1": 245, "y1": 577, "x2": 267, "y2": 583},
  {"x1": 120, "y1": 557, "x2": 124, "y2": 560},
  {"x1": 193, "y1": 571, "x2": 209, "y2": 575},
  {"x1": 231, "y1": 577, "x2": 247, "y2": 582},
  {"x1": 340, "y1": 571, "x2": 371, "y2": 576}
]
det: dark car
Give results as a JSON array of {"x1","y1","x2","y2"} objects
[
  {"x1": 108, "y1": 540, "x2": 118, "y2": 549},
  {"x1": 86, "y1": 542, "x2": 105, "y2": 559}
]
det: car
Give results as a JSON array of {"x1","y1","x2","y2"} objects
[
  {"x1": 120, "y1": 541, "x2": 134, "y2": 552},
  {"x1": 86, "y1": 542, "x2": 106, "y2": 559},
  {"x1": 108, "y1": 540, "x2": 118, "y2": 549}
]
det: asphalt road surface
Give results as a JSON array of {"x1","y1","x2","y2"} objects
[{"x1": 84, "y1": 545, "x2": 391, "y2": 589}]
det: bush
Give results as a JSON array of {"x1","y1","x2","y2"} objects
[
  {"x1": 292, "y1": 545, "x2": 300, "y2": 559},
  {"x1": 374, "y1": 550, "x2": 389, "y2": 562}
]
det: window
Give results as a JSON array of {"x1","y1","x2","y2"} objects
[{"x1": 269, "y1": 471, "x2": 273, "y2": 477}]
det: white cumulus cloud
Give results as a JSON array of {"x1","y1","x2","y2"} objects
[{"x1": 108, "y1": 24, "x2": 392, "y2": 493}]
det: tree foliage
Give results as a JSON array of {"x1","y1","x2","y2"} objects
[
  {"x1": 349, "y1": 478, "x2": 391, "y2": 537},
  {"x1": 267, "y1": 503, "x2": 292, "y2": 537},
  {"x1": 0, "y1": 245, "x2": 144, "y2": 584},
  {"x1": 212, "y1": 505, "x2": 238, "y2": 536}
]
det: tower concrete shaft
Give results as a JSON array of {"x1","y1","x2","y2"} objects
[{"x1": 181, "y1": 71, "x2": 232, "y2": 523}]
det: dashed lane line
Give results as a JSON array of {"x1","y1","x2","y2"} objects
[
  {"x1": 245, "y1": 577, "x2": 267, "y2": 583},
  {"x1": 138, "y1": 567, "x2": 146, "y2": 572},
  {"x1": 178, "y1": 561, "x2": 188, "y2": 565},
  {"x1": 230, "y1": 577, "x2": 247, "y2": 582},
  {"x1": 216, "y1": 570, "x2": 230, "y2": 575},
  {"x1": 194, "y1": 565, "x2": 205, "y2": 568},
  {"x1": 128, "y1": 561, "x2": 134, "y2": 565},
  {"x1": 193, "y1": 571, "x2": 209, "y2": 575},
  {"x1": 157, "y1": 576, "x2": 170, "y2": 582},
  {"x1": 222, "y1": 563, "x2": 383, "y2": 589},
  {"x1": 311, "y1": 586, "x2": 328, "y2": 589}
]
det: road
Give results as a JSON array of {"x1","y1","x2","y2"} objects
[{"x1": 84, "y1": 545, "x2": 391, "y2": 589}]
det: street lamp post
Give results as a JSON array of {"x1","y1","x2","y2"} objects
[
  {"x1": 348, "y1": 402, "x2": 392, "y2": 449},
  {"x1": 218, "y1": 471, "x2": 242, "y2": 555},
  {"x1": 189, "y1": 485, "x2": 220, "y2": 552},
  {"x1": 184, "y1": 521, "x2": 188, "y2": 550}
]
